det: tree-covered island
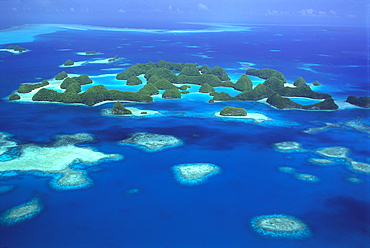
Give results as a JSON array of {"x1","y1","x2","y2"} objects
[
  {"x1": 9, "y1": 60, "x2": 338, "y2": 110},
  {"x1": 6, "y1": 45, "x2": 27, "y2": 52},
  {"x1": 220, "y1": 106, "x2": 247, "y2": 116},
  {"x1": 346, "y1": 96, "x2": 370, "y2": 108}
]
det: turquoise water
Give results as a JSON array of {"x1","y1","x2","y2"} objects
[{"x1": 0, "y1": 23, "x2": 369, "y2": 247}]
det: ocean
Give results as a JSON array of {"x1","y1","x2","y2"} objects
[{"x1": 0, "y1": 23, "x2": 369, "y2": 247}]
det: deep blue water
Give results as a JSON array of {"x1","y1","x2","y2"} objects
[{"x1": 0, "y1": 23, "x2": 369, "y2": 247}]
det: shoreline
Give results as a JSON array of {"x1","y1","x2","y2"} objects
[{"x1": 214, "y1": 112, "x2": 272, "y2": 123}]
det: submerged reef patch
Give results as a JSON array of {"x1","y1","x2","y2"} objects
[
  {"x1": 278, "y1": 166, "x2": 296, "y2": 174},
  {"x1": 0, "y1": 185, "x2": 15, "y2": 194},
  {"x1": 273, "y1": 141, "x2": 305, "y2": 152},
  {"x1": 346, "y1": 177, "x2": 363, "y2": 184},
  {"x1": 0, "y1": 198, "x2": 43, "y2": 225},
  {"x1": 308, "y1": 158, "x2": 335, "y2": 166},
  {"x1": 349, "y1": 161, "x2": 370, "y2": 174},
  {"x1": 316, "y1": 146, "x2": 350, "y2": 159},
  {"x1": 303, "y1": 120, "x2": 370, "y2": 134},
  {"x1": 251, "y1": 214, "x2": 311, "y2": 239},
  {"x1": 173, "y1": 163, "x2": 221, "y2": 185},
  {"x1": 274, "y1": 141, "x2": 369, "y2": 176},
  {"x1": 0, "y1": 133, "x2": 122, "y2": 190},
  {"x1": 294, "y1": 173, "x2": 320, "y2": 183},
  {"x1": 0, "y1": 132, "x2": 18, "y2": 157},
  {"x1": 118, "y1": 132, "x2": 182, "y2": 152}
]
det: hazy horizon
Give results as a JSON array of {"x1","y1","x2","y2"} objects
[{"x1": 0, "y1": 0, "x2": 368, "y2": 29}]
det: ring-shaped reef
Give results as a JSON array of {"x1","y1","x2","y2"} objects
[
  {"x1": 173, "y1": 163, "x2": 221, "y2": 185},
  {"x1": 0, "y1": 133, "x2": 123, "y2": 190},
  {"x1": 0, "y1": 198, "x2": 43, "y2": 225},
  {"x1": 118, "y1": 132, "x2": 183, "y2": 152},
  {"x1": 251, "y1": 214, "x2": 311, "y2": 239}
]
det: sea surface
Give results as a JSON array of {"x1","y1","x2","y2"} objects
[{"x1": 0, "y1": 23, "x2": 369, "y2": 248}]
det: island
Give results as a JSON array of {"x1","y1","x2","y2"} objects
[
  {"x1": 251, "y1": 214, "x2": 311, "y2": 239},
  {"x1": 8, "y1": 60, "x2": 339, "y2": 111},
  {"x1": 0, "y1": 132, "x2": 122, "y2": 190},
  {"x1": 63, "y1": 59, "x2": 74, "y2": 66},
  {"x1": 111, "y1": 101, "x2": 132, "y2": 115},
  {"x1": 17, "y1": 80, "x2": 49, "y2": 93},
  {"x1": 6, "y1": 45, "x2": 27, "y2": 53},
  {"x1": 162, "y1": 88, "x2": 181, "y2": 99},
  {"x1": 0, "y1": 198, "x2": 43, "y2": 225},
  {"x1": 346, "y1": 96, "x2": 370, "y2": 108},
  {"x1": 172, "y1": 163, "x2": 221, "y2": 185},
  {"x1": 220, "y1": 106, "x2": 247, "y2": 116},
  {"x1": 117, "y1": 132, "x2": 183, "y2": 152},
  {"x1": 108, "y1": 55, "x2": 119, "y2": 62},
  {"x1": 86, "y1": 51, "x2": 97, "y2": 55},
  {"x1": 126, "y1": 76, "x2": 142, "y2": 86}
]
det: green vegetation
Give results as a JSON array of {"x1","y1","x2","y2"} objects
[
  {"x1": 293, "y1": 77, "x2": 306, "y2": 87},
  {"x1": 62, "y1": 92, "x2": 82, "y2": 103},
  {"x1": 64, "y1": 60, "x2": 74, "y2": 66},
  {"x1": 305, "y1": 97, "x2": 338, "y2": 110},
  {"x1": 199, "y1": 64, "x2": 211, "y2": 74},
  {"x1": 162, "y1": 88, "x2": 181, "y2": 99},
  {"x1": 179, "y1": 66, "x2": 201, "y2": 76},
  {"x1": 65, "y1": 83, "x2": 82, "y2": 93},
  {"x1": 138, "y1": 83, "x2": 159, "y2": 95},
  {"x1": 220, "y1": 106, "x2": 247, "y2": 116},
  {"x1": 267, "y1": 93, "x2": 338, "y2": 110},
  {"x1": 178, "y1": 74, "x2": 233, "y2": 87},
  {"x1": 233, "y1": 74, "x2": 253, "y2": 92},
  {"x1": 116, "y1": 60, "x2": 198, "y2": 80},
  {"x1": 112, "y1": 101, "x2": 132, "y2": 115},
  {"x1": 346, "y1": 96, "x2": 370, "y2": 108},
  {"x1": 9, "y1": 94, "x2": 20, "y2": 100},
  {"x1": 263, "y1": 76, "x2": 285, "y2": 91},
  {"x1": 267, "y1": 93, "x2": 301, "y2": 109},
  {"x1": 60, "y1": 74, "x2": 93, "y2": 89},
  {"x1": 126, "y1": 76, "x2": 142, "y2": 86},
  {"x1": 199, "y1": 83, "x2": 215, "y2": 93},
  {"x1": 277, "y1": 84, "x2": 330, "y2": 99},
  {"x1": 32, "y1": 84, "x2": 153, "y2": 106},
  {"x1": 108, "y1": 55, "x2": 119, "y2": 62},
  {"x1": 17, "y1": 80, "x2": 49, "y2": 93},
  {"x1": 18, "y1": 60, "x2": 336, "y2": 111},
  {"x1": 55, "y1": 71, "x2": 68, "y2": 80},
  {"x1": 75, "y1": 74, "x2": 93, "y2": 85},
  {"x1": 178, "y1": 85, "x2": 190, "y2": 90},
  {"x1": 6, "y1": 45, "x2": 26, "y2": 52},
  {"x1": 246, "y1": 68, "x2": 286, "y2": 82},
  {"x1": 145, "y1": 68, "x2": 178, "y2": 83},
  {"x1": 210, "y1": 92, "x2": 233, "y2": 101},
  {"x1": 234, "y1": 84, "x2": 274, "y2": 100},
  {"x1": 153, "y1": 78, "x2": 176, "y2": 90},
  {"x1": 85, "y1": 51, "x2": 97, "y2": 54},
  {"x1": 313, "y1": 81, "x2": 321, "y2": 86},
  {"x1": 209, "y1": 66, "x2": 230, "y2": 81},
  {"x1": 32, "y1": 88, "x2": 63, "y2": 102}
]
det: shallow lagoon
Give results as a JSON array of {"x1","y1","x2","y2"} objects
[{"x1": 0, "y1": 23, "x2": 369, "y2": 247}]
